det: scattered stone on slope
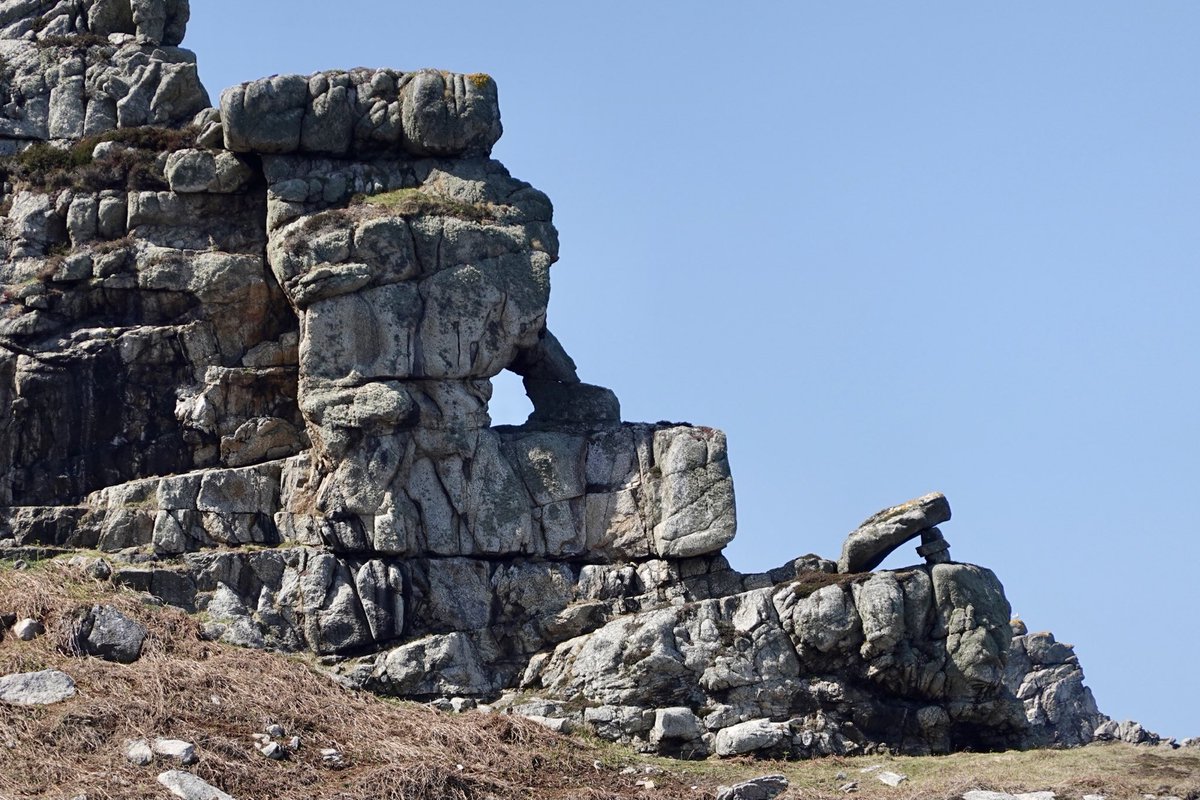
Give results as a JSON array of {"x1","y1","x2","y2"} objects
[
  {"x1": 75, "y1": 604, "x2": 147, "y2": 662},
  {"x1": 157, "y1": 770, "x2": 237, "y2": 800},
  {"x1": 877, "y1": 771, "x2": 907, "y2": 787},
  {"x1": 0, "y1": 669, "x2": 77, "y2": 705},
  {"x1": 715, "y1": 775, "x2": 789, "y2": 800},
  {"x1": 152, "y1": 737, "x2": 198, "y2": 765},
  {"x1": 124, "y1": 738, "x2": 154, "y2": 766},
  {"x1": 13, "y1": 617, "x2": 43, "y2": 640},
  {"x1": 838, "y1": 492, "x2": 951, "y2": 573},
  {"x1": 713, "y1": 719, "x2": 788, "y2": 757},
  {"x1": 258, "y1": 741, "x2": 284, "y2": 760}
]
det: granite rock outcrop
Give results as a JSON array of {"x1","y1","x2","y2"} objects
[{"x1": 0, "y1": 1, "x2": 1124, "y2": 760}]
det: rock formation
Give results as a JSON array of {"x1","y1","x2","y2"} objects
[{"x1": 0, "y1": 0, "x2": 1126, "y2": 759}]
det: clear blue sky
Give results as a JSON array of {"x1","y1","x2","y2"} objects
[{"x1": 187, "y1": 2, "x2": 1199, "y2": 740}]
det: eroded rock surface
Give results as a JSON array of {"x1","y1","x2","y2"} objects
[{"x1": 0, "y1": 2, "x2": 1118, "y2": 760}]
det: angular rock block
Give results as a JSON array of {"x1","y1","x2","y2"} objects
[{"x1": 222, "y1": 69, "x2": 501, "y2": 157}]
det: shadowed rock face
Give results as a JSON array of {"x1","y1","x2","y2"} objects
[{"x1": 0, "y1": 4, "x2": 1111, "y2": 759}]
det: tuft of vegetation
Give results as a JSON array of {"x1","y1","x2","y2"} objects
[
  {"x1": 789, "y1": 570, "x2": 862, "y2": 599},
  {"x1": 36, "y1": 33, "x2": 111, "y2": 49},
  {"x1": 467, "y1": 73, "x2": 493, "y2": 90},
  {"x1": 350, "y1": 187, "x2": 495, "y2": 222},
  {"x1": 0, "y1": 126, "x2": 198, "y2": 192}
]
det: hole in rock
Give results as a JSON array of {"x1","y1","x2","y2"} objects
[{"x1": 489, "y1": 369, "x2": 534, "y2": 426}]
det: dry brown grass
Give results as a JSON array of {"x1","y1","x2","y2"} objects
[
  {"x1": 0, "y1": 561, "x2": 697, "y2": 800},
  {"x1": 1, "y1": 560, "x2": 1196, "y2": 800},
  {"x1": 667, "y1": 745, "x2": 1200, "y2": 800}
]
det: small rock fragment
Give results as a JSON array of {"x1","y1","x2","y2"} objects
[
  {"x1": 265, "y1": 723, "x2": 285, "y2": 738},
  {"x1": 152, "y1": 738, "x2": 198, "y2": 766},
  {"x1": 840, "y1": 783, "x2": 859, "y2": 793},
  {"x1": 449, "y1": 696, "x2": 476, "y2": 712},
  {"x1": 288, "y1": 736, "x2": 301, "y2": 750},
  {"x1": 877, "y1": 771, "x2": 907, "y2": 787},
  {"x1": 524, "y1": 714, "x2": 574, "y2": 734},
  {"x1": 14, "y1": 618, "x2": 44, "y2": 641},
  {"x1": 124, "y1": 738, "x2": 153, "y2": 766},
  {"x1": 260, "y1": 741, "x2": 284, "y2": 760}
]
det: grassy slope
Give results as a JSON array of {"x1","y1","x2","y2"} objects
[{"x1": 0, "y1": 560, "x2": 1195, "y2": 800}]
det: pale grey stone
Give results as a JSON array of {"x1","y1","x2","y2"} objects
[
  {"x1": 259, "y1": 741, "x2": 284, "y2": 759},
  {"x1": 716, "y1": 775, "x2": 789, "y2": 800},
  {"x1": 166, "y1": 149, "x2": 253, "y2": 194},
  {"x1": 362, "y1": 632, "x2": 498, "y2": 697},
  {"x1": 524, "y1": 714, "x2": 574, "y2": 734},
  {"x1": 152, "y1": 737, "x2": 197, "y2": 765},
  {"x1": 649, "y1": 426, "x2": 736, "y2": 558},
  {"x1": 852, "y1": 572, "x2": 905, "y2": 660},
  {"x1": 221, "y1": 74, "x2": 308, "y2": 153},
  {"x1": 652, "y1": 707, "x2": 703, "y2": 743},
  {"x1": 0, "y1": 669, "x2": 76, "y2": 705},
  {"x1": 714, "y1": 719, "x2": 786, "y2": 757},
  {"x1": 963, "y1": 790, "x2": 1014, "y2": 800},
  {"x1": 877, "y1": 771, "x2": 907, "y2": 787},
  {"x1": 400, "y1": 69, "x2": 502, "y2": 156},
  {"x1": 14, "y1": 617, "x2": 43, "y2": 640},
  {"x1": 125, "y1": 738, "x2": 154, "y2": 766},
  {"x1": 932, "y1": 563, "x2": 1011, "y2": 694},
  {"x1": 157, "y1": 770, "x2": 237, "y2": 800}
]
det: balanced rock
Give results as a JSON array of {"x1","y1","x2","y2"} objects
[{"x1": 838, "y1": 492, "x2": 951, "y2": 573}]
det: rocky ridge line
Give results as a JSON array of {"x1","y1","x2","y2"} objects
[{"x1": 0, "y1": 0, "x2": 1166, "y2": 762}]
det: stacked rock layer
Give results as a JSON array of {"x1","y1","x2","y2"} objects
[{"x1": 0, "y1": 0, "x2": 1115, "y2": 759}]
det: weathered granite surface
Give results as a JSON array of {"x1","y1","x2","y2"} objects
[{"x1": 0, "y1": 0, "x2": 1123, "y2": 759}]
